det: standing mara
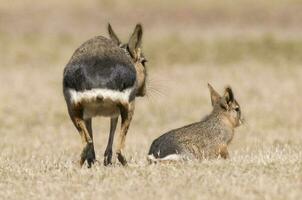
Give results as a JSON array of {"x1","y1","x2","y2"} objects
[
  {"x1": 63, "y1": 23, "x2": 147, "y2": 167},
  {"x1": 148, "y1": 84, "x2": 243, "y2": 162}
]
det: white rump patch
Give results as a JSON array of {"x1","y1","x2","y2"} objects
[
  {"x1": 147, "y1": 154, "x2": 184, "y2": 162},
  {"x1": 68, "y1": 87, "x2": 134, "y2": 105},
  {"x1": 160, "y1": 154, "x2": 183, "y2": 161}
]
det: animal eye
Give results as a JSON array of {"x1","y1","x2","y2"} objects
[
  {"x1": 141, "y1": 58, "x2": 147, "y2": 66},
  {"x1": 235, "y1": 107, "x2": 240, "y2": 112}
]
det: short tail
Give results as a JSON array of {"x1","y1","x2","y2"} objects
[
  {"x1": 147, "y1": 139, "x2": 162, "y2": 163},
  {"x1": 147, "y1": 154, "x2": 158, "y2": 164}
]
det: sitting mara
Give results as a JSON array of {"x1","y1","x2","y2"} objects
[{"x1": 148, "y1": 84, "x2": 243, "y2": 162}]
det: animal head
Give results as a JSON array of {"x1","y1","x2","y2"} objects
[
  {"x1": 108, "y1": 23, "x2": 147, "y2": 97},
  {"x1": 208, "y1": 83, "x2": 243, "y2": 128}
]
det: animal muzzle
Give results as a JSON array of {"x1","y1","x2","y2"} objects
[
  {"x1": 137, "y1": 85, "x2": 146, "y2": 97},
  {"x1": 239, "y1": 116, "x2": 245, "y2": 125}
]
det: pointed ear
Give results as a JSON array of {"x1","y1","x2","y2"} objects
[
  {"x1": 223, "y1": 86, "x2": 234, "y2": 104},
  {"x1": 108, "y1": 23, "x2": 121, "y2": 45},
  {"x1": 128, "y1": 23, "x2": 143, "y2": 58},
  {"x1": 208, "y1": 83, "x2": 221, "y2": 106}
]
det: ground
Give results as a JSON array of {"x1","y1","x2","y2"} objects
[{"x1": 0, "y1": 1, "x2": 301, "y2": 200}]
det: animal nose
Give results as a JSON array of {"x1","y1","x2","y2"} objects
[{"x1": 239, "y1": 116, "x2": 245, "y2": 125}]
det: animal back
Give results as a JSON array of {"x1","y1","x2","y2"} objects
[{"x1": 63, "y1": 36, "x2": 136, "y2": 92}]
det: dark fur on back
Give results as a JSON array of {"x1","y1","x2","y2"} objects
[{"x1": 63, "y1": 36, "x2": 136, "y2": 92}]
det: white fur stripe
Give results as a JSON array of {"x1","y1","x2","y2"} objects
[
  {"x1": 68, "y1": 87, "x2": 134, "y2": 105},
  {"x1": 147, "y1": 154, "x2": 183, "y2": 162}
]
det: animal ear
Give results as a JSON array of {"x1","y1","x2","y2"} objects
[
  {"x1": 128, "y1": 23, "x2": 143, "y2": 58},
  {"x1": 223, "y1": 86, "x2": 234, "y2": 104},
  {"x1": 219, "y1": 99, "x2": 229, "y2": 110},
  {"x1": 108, "y1": 23, "x2": 121, "y2": 46},
  {"x1": 208, "y1": 83, "x2": 221, "y2": 106}
]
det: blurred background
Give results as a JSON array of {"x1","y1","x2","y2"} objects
[
  {"x1": 0, "y1": 1, "x2": 301, "y2": 199},
  {"x1": 1, "y1": 0, "x2": 302, "y2": 66}
]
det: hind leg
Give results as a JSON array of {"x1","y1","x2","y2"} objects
[
  {"x1": 116, "y1": 101, "x2": 135, "y2": 166},
  {"x1": 68, "y1": 105, "x2": 95, "y2": 168},
  {"x1": 104, "y1": 117, "x2": 118, "y2": 166},
  {"x1": 84, "y1": 118, "x2": 96, "y2": 166}
]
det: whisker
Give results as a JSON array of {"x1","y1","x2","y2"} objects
[
  {"x1": 145, "y1": 75, "x2": 170, "y2": 101},
  {"x1": 145, "y1": 89, "x2": 159, "y2": 103},
  {"x1": 147, "y1": 87, "x2": 165, "y2": 99}
]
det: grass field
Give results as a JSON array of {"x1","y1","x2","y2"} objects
[{"x1": 0, "y1": 1, "x2": 301, "y2": 199}]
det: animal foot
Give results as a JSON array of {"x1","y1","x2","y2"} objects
[
  {"x1": 104, "y1": 149, "x2": 113, "y2": 166},
  {"x1": 80, "y1": 143, "x2": 96, "y2": 168},
  {"x1": 117, "y1": 152, "x2": 127, "y2": 166}
]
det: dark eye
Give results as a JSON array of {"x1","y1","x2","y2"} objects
[
  {"x1": 141, "y1": 58, "x2": 147, "y2": 66},
  {"x1": 235, "y1": 107, "x2": 240, "y2": 112}
]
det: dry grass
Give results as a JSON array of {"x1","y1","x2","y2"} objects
[{"x1": 0, "y1": 1, "x2": 302, "y2": 200}]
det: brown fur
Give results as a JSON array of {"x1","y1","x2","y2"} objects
[
  {"x1": 65, "y1": 24, "x2": 147, "y2": 167},
  {"x1": 148, "y1": 84, "x2": 243, "y2": 161}
]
